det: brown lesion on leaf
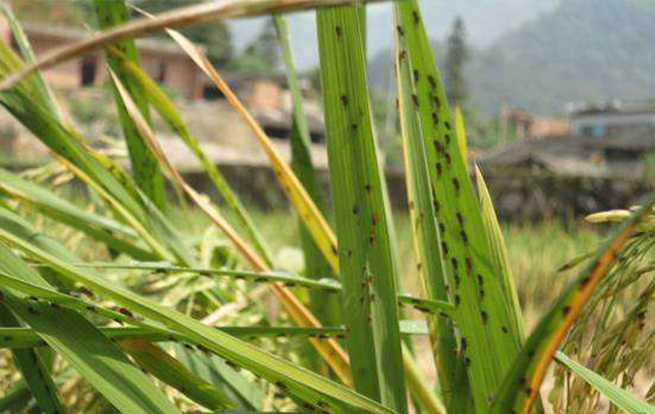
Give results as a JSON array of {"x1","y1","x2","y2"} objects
[{"x1": 412, "y1": 10, "x2": 420, "y2": 25}]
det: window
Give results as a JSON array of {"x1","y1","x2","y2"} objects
[
  {"x1": 203, "y1": 85, "x2": 225, "y2": 100},
  {"x1": 80, "y1": 55, "x2": 97, "y2": 86},
  {"x1": 156, "y1": 61, "x2": 167, "y2": 83}
]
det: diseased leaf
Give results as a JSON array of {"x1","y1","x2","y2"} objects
[
  {"x1": 393, "y1": 2, "x2": 525, "y2": 411},
  {"x1": 490, "y1": 197, "x2": 655, "y2": 414},
  {"x1": 317, "y1": 5, "x2": 407, "y2": 412},
  {"x1": 0, "y1": 228, "x2": 398, "y2": 414},
  {"x1": 0, "y1": 243, "x2": 184, "y2": 414},
  {"x1": 555, "y1": 352, "x2": 655, "y2": 414},
  {"x1": 93, "y1": 0, "x2": 167, "y2": 209}
]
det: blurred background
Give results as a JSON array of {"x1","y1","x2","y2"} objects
[{"x1": 1, "y1": 0, "x2": 653, "y2": 304}]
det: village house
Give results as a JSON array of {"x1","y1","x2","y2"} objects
[
  {"x1": 477, "y1": 100, "x2": 654, "y2": 219},
  {"x1": 500, "y1": 107, "x2": 571, "y2": 140},
  {"x1": 0, "y1": 19, "x2": 326, "y2": 146},
  {"x1": 568, "y1": 99, "x2": 655, "y2": 138},
  {"x1": 486, "y1": 100, "x2": 655, "y2": 176},
  {"x1": 0, "y1": 21, "x2": 207, "y2": 99}
]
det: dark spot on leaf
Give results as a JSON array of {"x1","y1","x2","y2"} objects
[
  {"x1": 452, "y1": 178, "x2": 460, "y2": 193},
  {"x1": 413, "y1": 10, "x2": 420, "y2": 24},
  {"x1": 562, "y1": 305, "x2": 571, "y2": 316}
]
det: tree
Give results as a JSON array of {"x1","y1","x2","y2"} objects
[
  {"x1": 136, "y1": 0, "x2": 233, "y2": 67},
  {"x1": 234, "y1": 17, "x2": 280, "y2": 72},
  {"x1": 445, "y1": 17, "x2": 468, "y2": 107}
]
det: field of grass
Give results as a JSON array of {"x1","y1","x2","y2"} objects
[
  {"x1": 1, "y1": 1, "x2": 653, "y2": 413},
  {"x1": 225, "y1": 209, "x2": 602, "y2": 326}
]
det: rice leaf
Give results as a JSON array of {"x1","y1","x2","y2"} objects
[
  {"x1": 475, "y1": 166, "x2": 525, "y2": 340},
  {"x1": 392, "y1": 2, "x2": 525, "y2": 411},
  {"x1": 0, "y1": 243, "x2": 184, "y2": 414},
  {"x1": 393, "y1": 3, "x2": 459, "y2": 404},
  {"x1": 0, "y1": 43, "x2": 195, "y2": 266},
  {"x1": 0, "y1": 228, "x2": 399, "y2": 414},
  {"x1": 0, "y1": 169, "x2": 156, "y2": 261},
  {"x1": 109, "y1": 49, "x2": 273, "y2": 264},
  {"x1": 273, "y1": 14, "x2": 340, "y2": 375},
  {"x1": 111, "y1": 69, "x2": 354, "y2": 385},
  {"x1": 0, "y1": 322, "x2": 433, "y2": 350},
  {"x1": 157, "y1": 25, "x2": 339, "y2": 273},
  {"x1": 0, "y1": 2, "x2": 62, "y2": 121},
  {"x1": 0, "y1": 304, "x2": 66, "y2": 414},
  {"x1": 489, "y1": 196, "x2": 655, "y2": 414},
  {"x1": 555, "y1": 352, "x2": 655, "y2": 414},
  {"x1": 93, "y1": 0, "x2": 167, "y2": 209},
  {"x1": 75, "y1": 262, "x2": 454, "y2": 317},
  {"x1": 120, "y1": 339, "x2": 235, "y2": 411},
  {"x1": 317, "y1": 5, "x2": 407, "y2": 412}
]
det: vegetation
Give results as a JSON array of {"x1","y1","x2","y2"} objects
[
  {"x1": 369, "y1": 0, "x2": 655, "y2": 116},
  {"x1": 137, "y1": 0, "x2": 234, "y2": 67},
  {"x1": 0, "y1": 1, "x2": 653, "y2": 414},
  {"x1": 444, "y1": 17, "x2": 468, "y2": 109}
]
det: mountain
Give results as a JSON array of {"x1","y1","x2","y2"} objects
[
  {"x1": 368, "y1": 0, "x2": 655, "y2": 116},
  {"x1": 227, "y1": 1, "x2": 558, "y2": 71}
]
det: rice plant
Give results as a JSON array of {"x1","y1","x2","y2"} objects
[{"x1": 0, "y1": 1, "x2": 653, "y2": 413}]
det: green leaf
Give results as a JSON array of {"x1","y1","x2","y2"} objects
[
  {"x1": 0, "y1": 2, "x2": 62, "y2": 122},
  {"x1": 489, "y1": 196, "x2": 655, "y2": 414},
  {"x1": 110, "y1": 50, "x2": 273, "y2": 265},
  {"x1": 121, "y1": 340, "x2": 235, "y2": 411},
  {"x1": 0, "y1": 304, "x2": 66, "y2": 414},
  {"x1": 0, "y1": 228, "x2": 399, "y2": 414},
  {"x1": 392, "y1": 2, "x2": 525, "y2": 411},
  {"x1": 0, "y1": 42, "x2": 196, "y2": 266},
  {"x1": 73, "y1": 262, "x2": 454, "y2": 317},
  {"x1": 0, "y1": 321, "x2": 433, "y2": 350},
  {"x1": 0, "y1": 169, "x2": 156, "y2": 261},
  {"x1": 93, "y1": 0, "x2": 167, "y2": 209},
  {"x1": 555, "y1": 352, "x2": 655, "y2": 414},
  {"x1": 109, "y1": 68, "x2": 353, "y2": 383},
  {"x1": 317, "y1": 5, "x2": 407, "y2": 412},
  {"x1": 393, "y1": 2, "x2": 459, "y2": 404},
  {"x1": 475, "y1": 166, "x2": 525, "y2": 341},
  {"x1": 0, "y1": 243, "x2": 184, "y2": 414},
  {"x1": 273, "y1": 14, "x2": 340, "y2": 374}
]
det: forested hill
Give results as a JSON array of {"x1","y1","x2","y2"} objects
[{"x1": 369, "y1": 0, "x2": 655, "y2": 116}]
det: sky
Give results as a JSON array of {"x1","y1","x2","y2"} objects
[{"x1": 227, "y1": 1, "x2": 560, "y2": 70}]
